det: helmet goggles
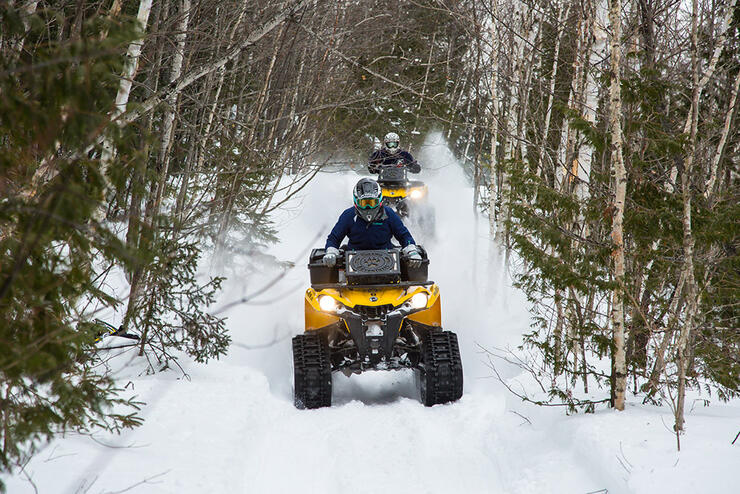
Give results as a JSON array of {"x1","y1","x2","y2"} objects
[
  {"x1": 355, "y1": 197, "x2": 381, "y2": 209},
  {"x1": 385, "y1": 141, "x2": 399, "y2": 149}
]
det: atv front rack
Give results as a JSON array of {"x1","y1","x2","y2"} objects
[{"x1": 311, "y1": 280, "x2": 435, "y2": 291}]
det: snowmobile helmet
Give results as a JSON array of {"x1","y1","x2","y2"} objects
[
  {"x1": 353, "y1": 178, "x2": 383, "y2": 223},
  {"x1": 383, "y1": 132, "x2": 400, "y2": 154}
]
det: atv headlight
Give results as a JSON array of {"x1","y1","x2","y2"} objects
[
  {"x1": 319, "y1": 295, "x2": 339, "y2": 312},
  {"x1": 409, "y1": 188, "x2": 424, "y2": 200},
  {"x1": 409, "y1": 292, "x2": 428, "y2": 309}
]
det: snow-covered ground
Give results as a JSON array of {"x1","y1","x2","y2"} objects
[{"x1": 3, "y1": 135, "x2": 738, "y2": 494}]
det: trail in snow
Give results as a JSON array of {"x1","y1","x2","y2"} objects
[{"x1": 0, "y1": 135, "x2": 627, "y2": 493}]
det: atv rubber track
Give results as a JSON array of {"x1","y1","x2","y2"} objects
[
  {"x1": 419, "y1": 330, "x2": 463, "y2": 406},
  {"x1": 293, "y1": 333, "x2": 332, "y2": 409}
]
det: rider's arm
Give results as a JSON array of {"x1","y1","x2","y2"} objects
[
  {"x1": 386, "y1": 208, "x2": 415, "y2": 247},
  {"x1": 326, "y1": 208, "x2": 354, "y2": 249},
  {"x1": 402, "y1": 151, "x2": 421, "y2": 173},
  {"x1": 368, "y1": 150, "x2": 382, "y2": 174}
]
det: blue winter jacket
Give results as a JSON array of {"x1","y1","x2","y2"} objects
[
  {"x1": 368, "y1": 149, "x2": 420, "y2": 174},
  {"x1": 326, "y1": 206, "x2": 415, "y2": 250}
]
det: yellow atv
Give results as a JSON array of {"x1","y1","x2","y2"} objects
[
  {"x1": 293, "y1": 247, "x2": 463, "y2": 409},
  {"x1": 375, "y1": 165, "x2": 436, "y2": 238}
]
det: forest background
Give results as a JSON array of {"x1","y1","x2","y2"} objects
[{"x1": 1, "y1": 0, "x2": 738, "y2": 484}]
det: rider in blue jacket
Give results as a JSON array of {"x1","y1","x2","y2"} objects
[
  {"x1": 368, "y1": 132, "x2": 421, "y2": 174},
  {"x1": 323, "y1": 178, "x2": 422, "y2": 267}
]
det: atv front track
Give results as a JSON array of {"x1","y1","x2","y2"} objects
[
  {"x1": 419, "y1": 330, "x2": 463, "y2": 406},
  {"x1": 293, "y1": 333, "x2": 332, "y2": 409}
]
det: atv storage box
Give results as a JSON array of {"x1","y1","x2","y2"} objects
[
  {"x1": 378, "y1": 167, "x2": 407, "y2": 183},
  {"x1": 308, "y1": 248, "x2": 339, "y2": 285},
  {"x1": 401, "y1": 245, "x2": 429, "y2": 282},
  {"x1": 345, "y1": 250, "x2": 401, "y2": 285}
]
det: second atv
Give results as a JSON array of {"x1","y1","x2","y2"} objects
[
  {"x1": 374, "y1": 164, "x2": 436, "y2": 239},
  {"x1": 292, "y1": 246, "x2": 463, "y2": 409}
]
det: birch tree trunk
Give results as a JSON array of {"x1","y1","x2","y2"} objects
[
  {"x1": 8, "y1": 0, "x2": 39, "y2": 64},
  {"x1": 675, "y1": 0, "x2": 701, "y2": 434},
  {"x1": 100, "y1": 0, "x2": 154, "y2": 175},
  {"x1": 575, "y1": 0, "x2": 607, "y2": 199},
  {"x1": 488, "y1": 2, "x2": 501, "y2": 246},
  {"x1": 213, "y1": 21, "x2": 288, "y2": 257},
  {"x1": 607, "y1": 0, "x2": 627, "y2": 411},
  {"x1": 667, "y1": 0, "x2": 736, "y2": 192},
  {"x1": 643, "y1": 270, "x2": 686, "y2": 400},
  {"x1": 153, "y1": 0, "x2": 191, "y2": 212},
  {"x1": 540, "y1": 1, "x2": 568, "y2": 184},
  {"x1": 495, "y1": 2, "x2": 530, "y2": 249},
  {"x1": 118, "y1": 0, "x2": 310, "y2": 130},
  {"x1": 705, "y1": 67, "x2": 740, "y2": 202}
]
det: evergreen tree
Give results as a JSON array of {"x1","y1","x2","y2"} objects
[{"x1": 0, "y1": 6, "x2": 145, "y2": 484}]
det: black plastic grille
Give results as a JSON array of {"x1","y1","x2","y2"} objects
[{"x1": 354, "y1": 304, "x2": 394, "y2": 319}]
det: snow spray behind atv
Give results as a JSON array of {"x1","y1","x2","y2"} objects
[
  {"x1": 375, "y1": 165, "x2": 436, "y2": 240},
  {"x1": 292, "y1": 247, "x2": 463, "y2": 409}
]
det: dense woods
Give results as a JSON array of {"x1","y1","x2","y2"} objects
[{"x1": 1, "y1": 0, "x2": 737, "y2": 483}]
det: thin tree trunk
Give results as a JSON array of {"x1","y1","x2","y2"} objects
[
  {"x1": 608, "y1": 0, "x2": 627, "y2": 411},
  {"x1": 8, "y1": 0, "x2": 39, "y2": 64},
  {"x1": 675, "y1": 0, "x2": 701, "y2": 434},
  {"x1": 416, "y1": 31, "x2": 436, "y2": 113},
  {"x1": 554, "y1": 288, "x2": 565, "y2": 375},
  {"x1": 117, "y1": 0, "x2": 310, "y2": 130},
  {"x1": 705, "y1": 67, "x2": 740, "y2": 202},
  {"x1": 496, "y1": 4, "x2": 531, "y2": 249},
  {"x1": 214, "y1": 21, "x2": 288, "y2": 257},
  {"x1": 488, "y1": 3, "x2": 501, "y2": 247},
  {"x1": 154, "y1": 0, "x2": 191, "y2": 213},
  {"x1": 667, "y1": 0, "x2": 736, "y2": 192},
  {"x1": 100, "y1": 0, "x2": 153, "y2": 186},
  {"x1": 540, "y1": 1, "x2": 569, "y2": 179},
  {"x1": 643, "y1": 270, "x2": 686, "y2": 400}
]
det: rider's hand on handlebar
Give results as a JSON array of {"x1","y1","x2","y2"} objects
[
  {"x1": 323, "y1": 247, "x2": 340, "y2": 267},
  {"x1": 402, "y1": 244, "x2": 422, "y2": 268}
]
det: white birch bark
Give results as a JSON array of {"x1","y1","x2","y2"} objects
[
  {"x1": 607, "y1": 0, "x2": 627, "y2": 411},
  {"x1": 559, "y1": 2, "x2": 584, "y2": 191},
  {"x1": 517, "y1": 8, "x2": 543, "y2": 164},
  {"x1": 8, "y1": 1, "x2": 39, "y2": 63},
  {"x1": 667, "y1": 0, "x2": 737, "y2": 192},
  {"x1": 576, "y1": 0, "x2": 607, "y2": 200},
  {"x1": 488, "y1": 3, "x2": 501, "y2": 245},
  {"x1": 705, "y1": 67, "x2": 740, "y2": 201},
  {"x1": 496, "y1": 2, "x2": 531, "y2": 248},
  {"x1": 153, "y1": 0, "x2": 191, "y2": 210},
  {"x1": 100, "y1": 0, "x2": 154, "y2": 171},
  {"x1": 675, "y1": 0, "x2": 702, "y2": 434},
  {"x1": 214, "y1": 21, "x2": 288, "y2": 255},
  {"x1": 118, "y1": 0, "x2": 310, "y2": 130},
  {"x1": 540, "y1": 1, "x2": 569, "y2": 185},
  {"x1": 161, "y1": 0, "x2": 191, "y2": 151}
]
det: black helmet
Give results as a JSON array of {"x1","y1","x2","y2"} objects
[{"x1": 353, "y1": 178, "x2": 383, "y2": 223}]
